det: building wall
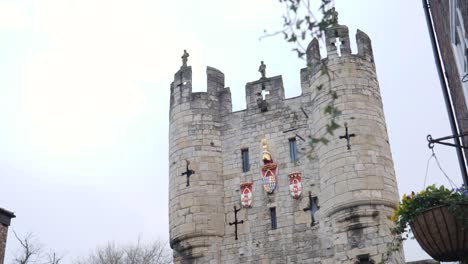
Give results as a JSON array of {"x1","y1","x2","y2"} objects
[
  {"x1": 0, "y1": 224, "x2": 8, "y2": 264},
  {"x1": 430, "y1": 0, "x2": 468, "y2": 160},
  {"x1": 0, "y1": 208, "x2": 15, "y2": 264},
  {"x1": 168, "y1": 25, "x2": 404, "y2": 264}
]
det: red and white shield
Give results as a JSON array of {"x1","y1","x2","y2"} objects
[
  {"x1": 261, "y1": 163, "x2": 277, "y2": 194},
  {"x1": 240, "y1": 182, "x2": 253, "y2": 208},
  {"x1": 288, "y1": 172, "x2": 302, "y2": 199}
]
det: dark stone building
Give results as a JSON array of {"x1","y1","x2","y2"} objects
[
  {"x1": 0, "y1": 208, "x2": 15, "y2": 264},
  {"x1": 426, "y1": 0, "x2": 468, "y2": 180}
]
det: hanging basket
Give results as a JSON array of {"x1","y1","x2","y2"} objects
[{"x1": 410, "y1": 203, "x2": 468, "y2": 261}]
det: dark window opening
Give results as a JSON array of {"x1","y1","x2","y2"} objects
[
  {"x1": 289, "y1": 138, "x2": 298, "y2": 161},
  {"x1": 356, "y1": 254, "x2": 374, "y2": 264},
  {"x1": 241, "y1": 149, "x2": 250, "y2": 172},
  {"x1": 304, "y1": 192, "x2": 320, "y2": 226},
  {"x1": 311, "y1": 196, "x2": 319, "y2": 225},
  {"x1": 270, "y1": 207, "x2": 277, "y2": 230}
]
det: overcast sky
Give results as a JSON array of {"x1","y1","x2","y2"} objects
[{"x1": 0, "y1": 0, "x2": 464, "y2": 262}]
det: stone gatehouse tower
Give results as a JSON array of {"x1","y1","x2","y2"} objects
[{"x1": 168, "y1": 24, "x2": 404, "y2": 263}]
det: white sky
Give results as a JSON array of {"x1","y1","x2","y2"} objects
[{"x1": 0, "y1": 0, "x2": 463, "y2": 262}]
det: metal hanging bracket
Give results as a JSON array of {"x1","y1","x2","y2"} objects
[{"x1": 427, "y1": 133, "x2": 468, "y2": 150}]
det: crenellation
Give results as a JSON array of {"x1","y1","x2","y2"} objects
[
  {"x1": 173, "y1": 66, "x2": 193, "y2": 89},
  {"x1": 306, "y1": 37, "x2": 322, "y2": 68},
  {"x1": 245, "y1": 75, "x2": 286, "y2": 112},
  {"x1": 206, "y1": 66, "x2": 225, "y2": 93},
  {"x1": 356, "y1": 29, "x2": 374, "y2": 61},
  {"x1": 325, "y1": 25, "x2": 352, "y2": 57}
]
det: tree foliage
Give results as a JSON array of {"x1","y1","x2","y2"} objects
[
  {"x1": 264, "y1": 0, "x2": 337, "y2": 58},
  {"x1": 266, "y1": 0, "x2": 342, "y2": 156}
]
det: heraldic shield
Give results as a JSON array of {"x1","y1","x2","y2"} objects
[
  {"x1": 240, "y1": 182, "x2": 253, "y2": 208},
  {"x1": 261, "y1": 139, "x2": 277, "y2": 194},
  {"x1": 288, "y1": 172, "x2": 302, "y2": 199}
]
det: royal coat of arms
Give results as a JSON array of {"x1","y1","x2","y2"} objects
[
  {"x1": 240, "y1": 182, "x2": 253, "y2": 208},
  {"x1": 261, "y1": 139, "x2": 277, "y2": 194},
  {"x1": 288, "y1": 172, "x2": 302, "y2": 199}
]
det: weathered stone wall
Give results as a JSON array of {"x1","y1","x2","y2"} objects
[{"x1": 168, "y1": 25, "x2": 404, "y2": 263}]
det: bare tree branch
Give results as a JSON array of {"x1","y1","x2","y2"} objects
[
  {"x1": 12, "y1": 231, "x2": 43, "y2": 264},
  {"x1": 44, "y1": 252, "x2": 63, "y2": 264},
  {"x1": 74, "y1": 239, "x2": 171, "y2": 264}
]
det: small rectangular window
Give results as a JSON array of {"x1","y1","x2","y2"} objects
[
  {"x1": 289, "y1": 138, "x2": 298, "y2": 161},
  {"x1": 241, "y1": 149, "x2": 250, "y2": 172},
  {"x1": 270, "y1": 207, "x2": 277, "y2": 230}
]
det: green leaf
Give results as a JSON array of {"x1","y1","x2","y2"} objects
[
  {"x1": 332, "y1": 109, "x2": 342, "y2": 118},
  {"x1": 331, "y1": 91, "x2": 338, "y2": 99},
  {"x1": 293, "y1": 48, "x2": 305, "y2": 58},
  {"x1": 288, "y1": 33, "x2": 297, "y2": 42},
  {"x1": 296, "y1": 19, "x2": 304, "y2": 29},
  {"x1": 326, "y1": 120, "x2": 340, "y2": 135},
  {"x1": 320, "y1": 137, "x2": 329, "y2": 145},
  {"x1": 310, "y1": 138, "x2": 321, "y2": 144},
  {"x1": 308, "y1": 21, "x2": 316, "y2": 31},
  {"x1": 320, "y1": 66, "x2": 328, "y2": 76},
  {"x1": 290, "y1": 4, "x2": 297, "y2": 13}
]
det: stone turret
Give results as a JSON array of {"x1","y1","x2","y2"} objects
[
  {"x1": 169, "y1": 64, "x2": 231, "y2": 262},
  {"x1": 306, "y1": 25, "x2": 403, "y2": 262},
  {"x1": 168, "y1": 25, "x2": 403, "y2": 263}
]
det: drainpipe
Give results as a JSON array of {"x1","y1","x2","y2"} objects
[{"x1": 422, "y1": 0, "x2": 468, "y2": 185}]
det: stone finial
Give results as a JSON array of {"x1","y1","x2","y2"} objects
[
  {"x1": 306, "y1": 38, "x2": 321, "y2": 68},
  {"x1": 356, "y1": 29, "x2": 374, "y2": 59},
  {"x1": 181, "y1": 50, "x2": 189, "y2": 68},
  {"x1": 258, "y1": 61, "x2": 266, "y2": 79}
]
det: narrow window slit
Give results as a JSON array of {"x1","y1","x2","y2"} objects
[
  {"x1": 270, "y1": 207, "x2": 277, "y2": 230},
  {"x1": 241, "y1": 149, "x2": 250, "y2": 172},
  {"x1": 289, "y1": 138, "x2": 298, "y2": 162}
]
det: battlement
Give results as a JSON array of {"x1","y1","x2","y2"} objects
[
  {"x1": 171, "y1": 66, "x2": 225, "y2": 94},
  {"x1": 170, "y1": 25, "x2": 374, "y2": 115},
  {"x1": 307, "y1": 25, "x2": 374, "y2": 69}
]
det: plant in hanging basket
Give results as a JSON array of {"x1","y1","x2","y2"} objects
[{"x1": 391, "y1": 185, "x2": 468, "y2": 262}]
